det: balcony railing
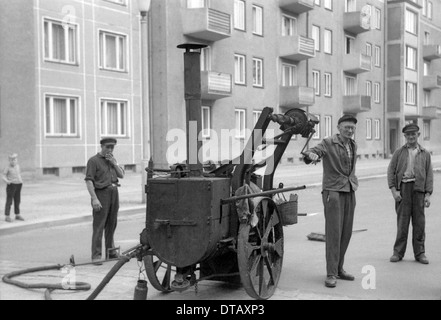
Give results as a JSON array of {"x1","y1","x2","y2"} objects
[
  {"x1": 343, "y1": 95, "x2": 371, "y2": 114},
  {"x1": 422, "y1": 106, "x2": 441, "y2": 119},
  {"x1": 343, "y1": 53, "x2": 372, "y2": 74},
  {"x1": 279, "y1": 86, "x2": 315, "y2": 108},
  {"x1": 423, "y1": 75, "x2": 441, "y2": 90},
  {"x1": 201, "y1": 71, "x2": 232, "y2": 100},
  {"x1": 280, "y1": 35, "x2": 315, "y2": 61},
  {"x1": 182, "y1": 7, "x2": 231, "y2": 42},
  {"x1": 344, "y1": 11, "x2": 371, "y2": 35},
  {"x1": 423, "y1": 45, "x2": 441, "y2": 61},
  {"x1": 279, "y1": 0, "x2": 314, "y2": 14}
]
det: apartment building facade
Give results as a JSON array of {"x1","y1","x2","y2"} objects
[
  {"x1": 0, "y1": 0, "x2": 440, "y2": 176},
  {"x1": 0, "y1": 0, "x2": 144, "y2": 177}
]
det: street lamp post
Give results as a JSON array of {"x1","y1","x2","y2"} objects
[{"x1": 138, "y1": 0, "x2": 152, "y2": 203}]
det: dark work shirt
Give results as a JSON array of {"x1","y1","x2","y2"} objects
[{"x1": 85, "y1": 153, "x2": 119, "y2": 190}]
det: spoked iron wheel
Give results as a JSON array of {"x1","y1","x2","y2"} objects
[
  {"x1": 143, "y1": 254, "x2": 174, "y2": 293},
  {"x1": 237, "y1": 197, "x2": 284, "y2": 300}
]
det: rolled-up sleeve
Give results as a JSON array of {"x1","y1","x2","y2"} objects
[{"x1": 85, "y1": 159, "x2": 96, "y2": 185}]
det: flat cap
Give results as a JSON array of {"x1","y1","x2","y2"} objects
[
  {"x1": 402, "y1": 123, "x2": 420, "y2": 133},
  {"x1": 100, "y1": 137, "x2": 117, "y2": 145},
  {"x1": 338, "y1": 114, "x2": 358, "y2": 125},
  {"x1": 8, "y1": 153, "x2": 18, "y2": 159}
]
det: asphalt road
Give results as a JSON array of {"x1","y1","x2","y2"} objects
[{"x1": 0, "y1": 174, "x2": 440, "y2": 300}]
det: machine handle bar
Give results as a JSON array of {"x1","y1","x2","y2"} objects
[{"x1": 221, "y1": 185, "x2": 306, "y2": 205}]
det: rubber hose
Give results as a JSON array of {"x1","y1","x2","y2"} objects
[
  {"x1": 86, "y1": 255, "x2": 131, "y2": 300},
  {"x1": 2, "y1": 264, "x2": 91, "y2": 300}
]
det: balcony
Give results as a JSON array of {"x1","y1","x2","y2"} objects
[
  {"x1": 422, "y1": 106, "x2": 441, "y2": 119},
  {"x1": 279, "y1": 0, "x2": 314, "y2": 14},
  {"x1": 182, "y1": 7, "x2": 231, "y2": 42},
  {"x1": 344, "y1": 11, "x2": 371, "y2": 35},
  {"x1": 343, "y1": 53, "x2": 372, "y2": 74},
  {"x1": 423, "y1": 75, "x2": 441, "y2": 90},
  {"x1": 279, "y1": 86, "x2": 315, "y2": 108},
  {"x1": 280, "y1": 35, "x2": 315, "y2": 61},
  {"x1": 423, "y1": 45, "x2": 441, "y2": 61},
  {"x1": 201, "y1": 71, "x2": 232, "y2": 100},
  {"x1": 343, "y1": 95, "x2": 371, "y2": 114}
]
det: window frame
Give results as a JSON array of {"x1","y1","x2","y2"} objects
[
  {"x1": 235, "y1": 109, "x2": 247, "y2": 139},
  {"x1": 201, "y1": 106, "x2": 211, "y2": 139},
  {"x1": 234, "y1": 54, "x2": 247, "y2": 85},
  {"x1": 374, "y1": 82, "x2": 381, "y2": 103},
  {"x1": 324, "y1": 29, "x2": 333, "y2": 54},
  {"x1": 405, "y1": 81, "x2": 417, "y2": 105},
  {"x1": 98, "y1": 29, "x2": 128, "y2": 72},
  {"x1": 100, "y1": 99, "x2": 130, "y2": 137},
  {"x1": 252, "y1": 5, "x2": 264, "y2": 36},
  {"x1": 312, "y1": 25, "x2": 321, "y2": 52},
  {"x1": 312, "y1": 70, "x2": 321, "y2": 96},
  {"x1": 406, "y1": 45, "x2": 417, "y2": 71},
  {"x1": 366, "y1": 118, "x2": 372, "y2": 140},
  {"x1": 374, "y1": 119, "x2": 381, "y2": 140},
  {"x1": 43, "y1": 18, "x2": 79, "y2": 65},
  {"x1": 324, "y1": 72, "x2": 332, "y2": 97},
  {"x1": 253, "y1": 57, "x2": 264, "y2": 88},
  {"x1": 234, "y1": 0, "x2": 246, "y2": 31},
  {"x1": 44, "y1": 94, "x2": 80, "y2": 137}
]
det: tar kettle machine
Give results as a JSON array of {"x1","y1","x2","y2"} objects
[{"x1": 138, "y1": 43, "x2": 319, "y2": 300}]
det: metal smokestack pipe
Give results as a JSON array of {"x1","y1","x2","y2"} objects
[{"x1": 178, "y1": 43, "x2": 207, "y2": 177}]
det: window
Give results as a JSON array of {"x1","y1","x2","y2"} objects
[
  {"x1": 234, "y1": 0, "x2": 246, "y2": 31},
  {"x1": 428, "y1": 2, "x2": 433, "y2": 19},
  {"x1": 373, "y1": 8, "x2": 381, "y2": 30},
  {"x1": 366, "y1": 81, "x2": 372, "y2": 97},
  {"x1": 200, "y1": 47, "x2": 211, "y2": 71},
  {"x1": 374, "y1": 82, "x2": 380, "y2": 103},
  {"x1": 324, "y1": 72, "x2": 332, "y2": 97},
  {"x1": 324, "y1": 116, "x2": 332, "y2": 138},
  {"x1": 423, "y1": 0, "x2": 427, "y2": 16},
  {"x1": 405, "y1": 82, "x2": 417, "y2": 105},
  {"x1": 374, "y1": 46, "x2": 381, "y2": 67},
  {"x1": 423, "y1": 120, "x2": 431, "y2": 140},
  {"x1": 424, "y1": 61, "x2": 430, "y2": 76},
  {"x1": 101, "y1": 100, "x2": 128, "y2": 136},
  {"x1": 405, "y1": 9, "x2": 417, "y2": 34},
  {"x1": 235, "y1": 109, "x2": 246, "y2": 139},
  {"x1": 424, "y1": 90, "x2": 430, "y2": 106},
  {"x1": 312, "y1": 25, "x2": 320, "y2": 52},
  {"x1": 344, "y1": 75, "x2": 356, "y2": 95},
  {"x1": 201, "y1": 106, "x2": 211, "y2": 139},
  {"x1": 187, "y1": 0, "x2": 205, "y2": 8},
  {"x1": 345, "y1": 35, "x2": 354, "y2": 54},
  {"x1": 374, "y1": 119, "x2": 381, "y2": 140},
  {"x1": 235, "y1": 54, "x2": 246, "y2": 85},
  {"x1": 253, "y1": 110, "x2": 262, "y2": 125},
  {"x1": 99, "y1": 31, "x2": 127, "y2": 71},
  {"x1": 366, "y1": 119, "x2": 372, "y2": 140},
  {"x1": 252, "y1": 5, "x2": 263, "y2": 36},
  {"x1": 406, "y1": 46, "x2": 417, "y2": 70},
  {"x1": 366, "y1": 43, "x2": 372, "y2": 57},
  {"x1": 314, "y1": 0, "x2": 320, "y2": 6},
  {"x1": 313, "y1": 70, "x2": 320, "y2": 96},
  {"x1": 282, "y1": 63, "x2": 297, "y2": 86},
  {"x1": 44, "y1": 19, "x2": 78, "y2": 64},
  {"x1": 424, "y1": 32, "x2": 431, "y2": 45},
  {"x1": 45, "y1": 96, "x2": 79, "y2": 136},
  {"x1": 282, "y1": 15, "x2": 297, "y2": 36},
  {"x1": 253, "y1": 58, "x2": 263, "y2": 87},
  {"x1": 313, "y1": 115, "x2": 320, "y2": 139},
  {"x1": 324, "y1": 29, "x2": 332, "y2": 54},
  {"x1": 345, "y1": 0, "x2": 356, "y2": 12},
  {"x1": 324, "y1": 0, "x2": 332, "y2": 10}
]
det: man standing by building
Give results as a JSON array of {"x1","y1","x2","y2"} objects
[
  {"x1": 85, "y1": 138, "x2": 125, "y2": 264},
  {"x1": 306, "y1": 115, "x2": 358, "y2": 288},
  {"x1": 387, "y1": 124, "x2": 433, "y2": 265}
]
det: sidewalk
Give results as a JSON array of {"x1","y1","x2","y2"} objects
[{"x1": 1, "y1": 155, "x2": 441, "y2": 235}]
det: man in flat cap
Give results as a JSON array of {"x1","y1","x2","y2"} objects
[
  {"x1": 387, "y1": 123, "x2": 433, "y2": 264},
  {"x1": 305, "y1": 114, "x2": 358, "y2": 288},
  {"x1": 85, "y1": 138, "x2": 125, "y2": 264}
]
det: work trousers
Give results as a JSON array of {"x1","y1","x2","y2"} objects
[
  {"x1": 5, "y1": 183, "x2": 22, "y2": 216},
  {"x1": 393, "y1": 182, "x2": 426, "y2": 259},
  {"x1": 322, "y1": 190, "x2": 356, "y2": 277},
  {"x1": 91, "y1": 186, "x2": 119, "y2": 260}
]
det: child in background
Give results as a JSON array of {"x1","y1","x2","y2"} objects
[{"x1": 2, "y1": 154, "x2": 24, "y2": 222}]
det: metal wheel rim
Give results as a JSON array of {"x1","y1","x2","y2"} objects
[
  {"x1": 237, "y1": 198, "x2": 284, "y2": 300},
  {"x1": 143, "y1": 254, "x2": 174, "y2": 293}
]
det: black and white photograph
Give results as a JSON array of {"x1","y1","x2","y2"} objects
[{"x1": 0, "y1": 0, "x2": 440, "y2": 305}]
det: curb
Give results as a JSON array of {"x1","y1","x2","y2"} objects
[{"x1": 0, "y1": 206, "x2": 145, "y2": 237}]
